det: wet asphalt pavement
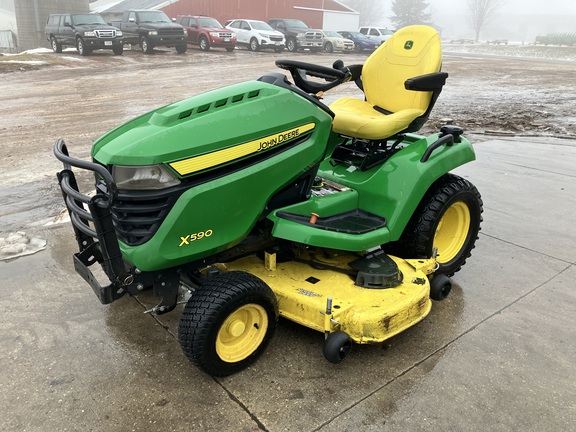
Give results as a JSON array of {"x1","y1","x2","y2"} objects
[{"x1": 1, "y1": 135, "x2": 575, "y2": 431}]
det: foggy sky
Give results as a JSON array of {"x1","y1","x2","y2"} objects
[{"x1": 429, "y1": 0, "x2": 576, "y2": 15}]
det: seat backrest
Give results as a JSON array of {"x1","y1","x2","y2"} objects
[{"x1": 362, "y1": 25, "x2": 442, "y2": 114}]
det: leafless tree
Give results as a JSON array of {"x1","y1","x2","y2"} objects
[
  {"x1": 468, "y1": 0, "x2": 506, "y2": 42},
  {"x1": 340, "y1": 0, "x2": 386, "y2": 27}
]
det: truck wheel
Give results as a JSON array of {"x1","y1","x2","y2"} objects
[
  {"x1": 286, "y1": 37, "x2": 297, "y2": 52},
  {"x1": 249, "y1": 37, "x2": 259, "y2": 52},
  {"x1": 140, "y1": 36, "x2": 153, "y2": 54},
  {"x1": 76, "y1": 37, "x2": 90, "y2": 56},
  {"x1": 179, "y1": 271, "x2": 278, "y2": 376},
  {"x1": 50, "y1": 36, "x2": 62, "y2": 53},
  {"x1": 324, "y1": 42, "x2": 333, "y2": 53},
  {"x1": 354, "y1": 44, "x2": 362, "y2": 53},
  {"x1": 112, "y1": 45, "x2": 123, "y2": 55},
  {"x1": 385, "y1": 174, "x2": 483, "y2": 276},
  {"x1": 199, "y1": 36, "x2": 210, "y2": 51},
  {"x1": 176, "y1": 44, "x2": 187, "y2": 54}
]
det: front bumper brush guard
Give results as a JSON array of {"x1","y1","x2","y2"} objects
[
  {"x1": 53, "y1": 139, "x2": 176, "y2": 310},
  {"x1": 54, "y1": 138, "x2": 135, "y2": 304}
]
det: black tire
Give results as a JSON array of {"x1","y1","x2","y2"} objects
[
  {"x1": 179, "y1": 271, "x2": 278, "y2": 376},
  {"x1": 324, "y1": 42, "x2": 333, "y2": 53},
  {"x1": 385, "y1": 174, "x2": 483, "y2": 276},
  {"x1": 323, "y1": 331, "x2": 352, "y2": 364},
  {"x1": 429, "y1": 274, "x2": 452, "y2": 301},
  {"x1": 286, "y1": 37, "x2": 297, "y2": 52},
  {"x1": 176, "y1": 44, "x2": 187, "y2": 54},
  {"x1": 249, "y1": 37, "x2": 259, "y2": 52},
  {"x1": 199, "y1": 36, "x2": 210, "y2": 51},
  {"x1": 76, "y1": 37, "x2": 90, "y2": 56},
  {"x1": 225, "y1": 46, "x2": 235, "y2": 52},
  {"x1": 140, "y1": 36, "x2": 153, "y2": 54},
  {"x1": 50, "y1": 36, "x2": 62, "y2": 53},
  {"x1": 354, "y1": 44, "x2": 362, "y2": 53},
  {"x1": 112, "y1": 45, "x2": 123, "y2": 55}
]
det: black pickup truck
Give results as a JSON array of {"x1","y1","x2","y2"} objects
[
  {"x1": 109, "y1": 10, "x2": 187, "y2": 54},
  {"x1": 45, "y1": 13, "x2": 124, "y2": 56},
  {"x1": 268, "y1": 18, "x2": 324, "y2": 53}
]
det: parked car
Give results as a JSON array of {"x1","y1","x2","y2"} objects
[
  {"x1": 109, "y1": 10, "x2": 187, "y2": 54},
  {"x1": 321, "y1": 30, "x2": 354, "y2": 53},
  {"x1": 45, "y1": 13, "x2": 124, "y2": 56},
  {"x1": 177, "y1": 15, "x2": 236, "y2": 51},
  {"x1": 358, "y1": 27, "x2": 394, "y2": 46},
  {"x1": 268, "y1": 18, "x2": 323, "y2": 52},
  {"x1": 225, "y1": 19, "x2": 285, "y2": 52},
  {"x1": 338, "y1": 31, "x2": 378, "y2": 52}
]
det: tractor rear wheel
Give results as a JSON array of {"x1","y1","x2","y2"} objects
[
  {"x1": 179, "y1": 271, "x2": 278, "y2": 376},
  {"x1": 386, "y1": 174, "x2": 483, "y2": 276}
]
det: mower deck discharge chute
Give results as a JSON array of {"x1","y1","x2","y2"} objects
[{"x1": 54, "y1": 25, "x2": 483, "y2": 376}]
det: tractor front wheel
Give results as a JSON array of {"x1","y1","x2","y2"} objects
[
  {"x1": 179, "y1": 271, "x2": 278, "y2": 376},
  {"x1": 386, "y1": 174, "x2": 483, "y2": 276}
]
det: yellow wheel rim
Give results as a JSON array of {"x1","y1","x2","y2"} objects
[
  {"x1": 216, "y1": 304, "x2": 268, "y2": 363},
  {"x1": 434, "y1": 201, "x2": 471, "y2": 264}
]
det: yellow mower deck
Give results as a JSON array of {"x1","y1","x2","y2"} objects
[{"x1": 224, "y1": 251, "x2": 437, "y2": 344}]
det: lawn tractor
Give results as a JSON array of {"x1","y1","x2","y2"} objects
[{"x1": 54, "y1": 25, "x2": 483, "y2": 376}]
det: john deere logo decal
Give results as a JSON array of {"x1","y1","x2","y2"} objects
[{"x1": 404, "y1": 40, "x2": 414, "y2": 50}]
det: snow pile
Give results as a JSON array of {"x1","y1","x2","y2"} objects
[{"x1": 0, "y1": 232, "x2": 46, "y2": 261}]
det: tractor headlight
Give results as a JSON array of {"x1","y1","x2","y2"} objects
[
  {"x1": 84, "y1": 31, "x2": 96, "y2": 37},
  {"x1": 112, "y1": 165, "x2": 181, "y2": 190}
]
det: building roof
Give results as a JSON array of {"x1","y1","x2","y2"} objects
[{"x1": 91, "y1": 0, "x2": 170, "y2": 14}]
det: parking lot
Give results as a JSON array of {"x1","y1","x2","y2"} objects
[{"x1": 1, "y1": 47, "x2": 576, "y2": 431}]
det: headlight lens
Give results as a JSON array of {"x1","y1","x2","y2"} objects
[
  {"x1": 259, "y1": 33, "x2": 269, "y2": 39},
  {"x1": 112, "y1": 165, "x2": 181, "y2": 190},
  {"x1": 296, "y1": 32, "x2": 305, "y2": 39},
  {"x1": 84, "y1": 31, "x2": 96, "y2": 37},
  {"x1": 116, "y1": 30, "x2": 123, "y2": 36},
  {"x1": 148, "y1": 30, "x2": 158, "y2": 36},
  {"x1": 210, "y1": 32, "x2": 220, "y2": 37}
]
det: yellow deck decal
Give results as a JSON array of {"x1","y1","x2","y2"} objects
[{"x1": 169, "y1": 123, "x2": 315, "y2": 176}]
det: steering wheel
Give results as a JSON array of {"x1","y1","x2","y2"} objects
[{"x1": 275, "y1": 59, "x2": 350, "y2": 94}]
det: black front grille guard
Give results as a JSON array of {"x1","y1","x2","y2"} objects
[{"x1": 53, "y1": 139, "x2": 180, "y2": 312}]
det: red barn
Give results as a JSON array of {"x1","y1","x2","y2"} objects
[{"x1": 162, "y1": 0, "x2": 358, "y2": 30}]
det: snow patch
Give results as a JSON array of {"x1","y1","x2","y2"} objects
[{"x1": 0, "y1": 232, "x2": 46, "y2": 261}]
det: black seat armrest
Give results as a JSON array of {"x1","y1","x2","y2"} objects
[{"x1": 405, "y1": 72, "x2": 449, "y2": 91}]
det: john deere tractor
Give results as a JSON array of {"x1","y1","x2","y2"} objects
[{"x1": 55, "y1": 25, "x2": 482, "y2": 376}]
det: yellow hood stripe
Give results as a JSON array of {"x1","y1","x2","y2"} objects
[{"x1": 169, "y1": 123, "x2": 315, "y2": 176}]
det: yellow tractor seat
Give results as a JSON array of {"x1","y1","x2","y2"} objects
[{"x1": 330, "y1": 25, "x2": 448, "y2": 141}]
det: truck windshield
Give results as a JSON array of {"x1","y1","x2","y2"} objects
[
  {"x1": 71, "y1": 14, "x2": 106, "y2": 25},
  {"x1": 138, "y1": 11, "x2": 171, "y2": 23},
  {"x1": 283, "y1": 19, "x2": 309, "y2": 29},
  {"x1": 198, "y1": 18, "x2": 223, "y2": 28}
]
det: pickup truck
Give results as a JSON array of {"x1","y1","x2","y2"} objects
[
  {"x1": 45, "y1": 13, "x2": 124, "y2": 56},
  {"x1": 109, "y1": 10, "x2": 187, "y2": 54},
  {"x1": 268, "y1": 18, "x2": 323, "y2": 52}
]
